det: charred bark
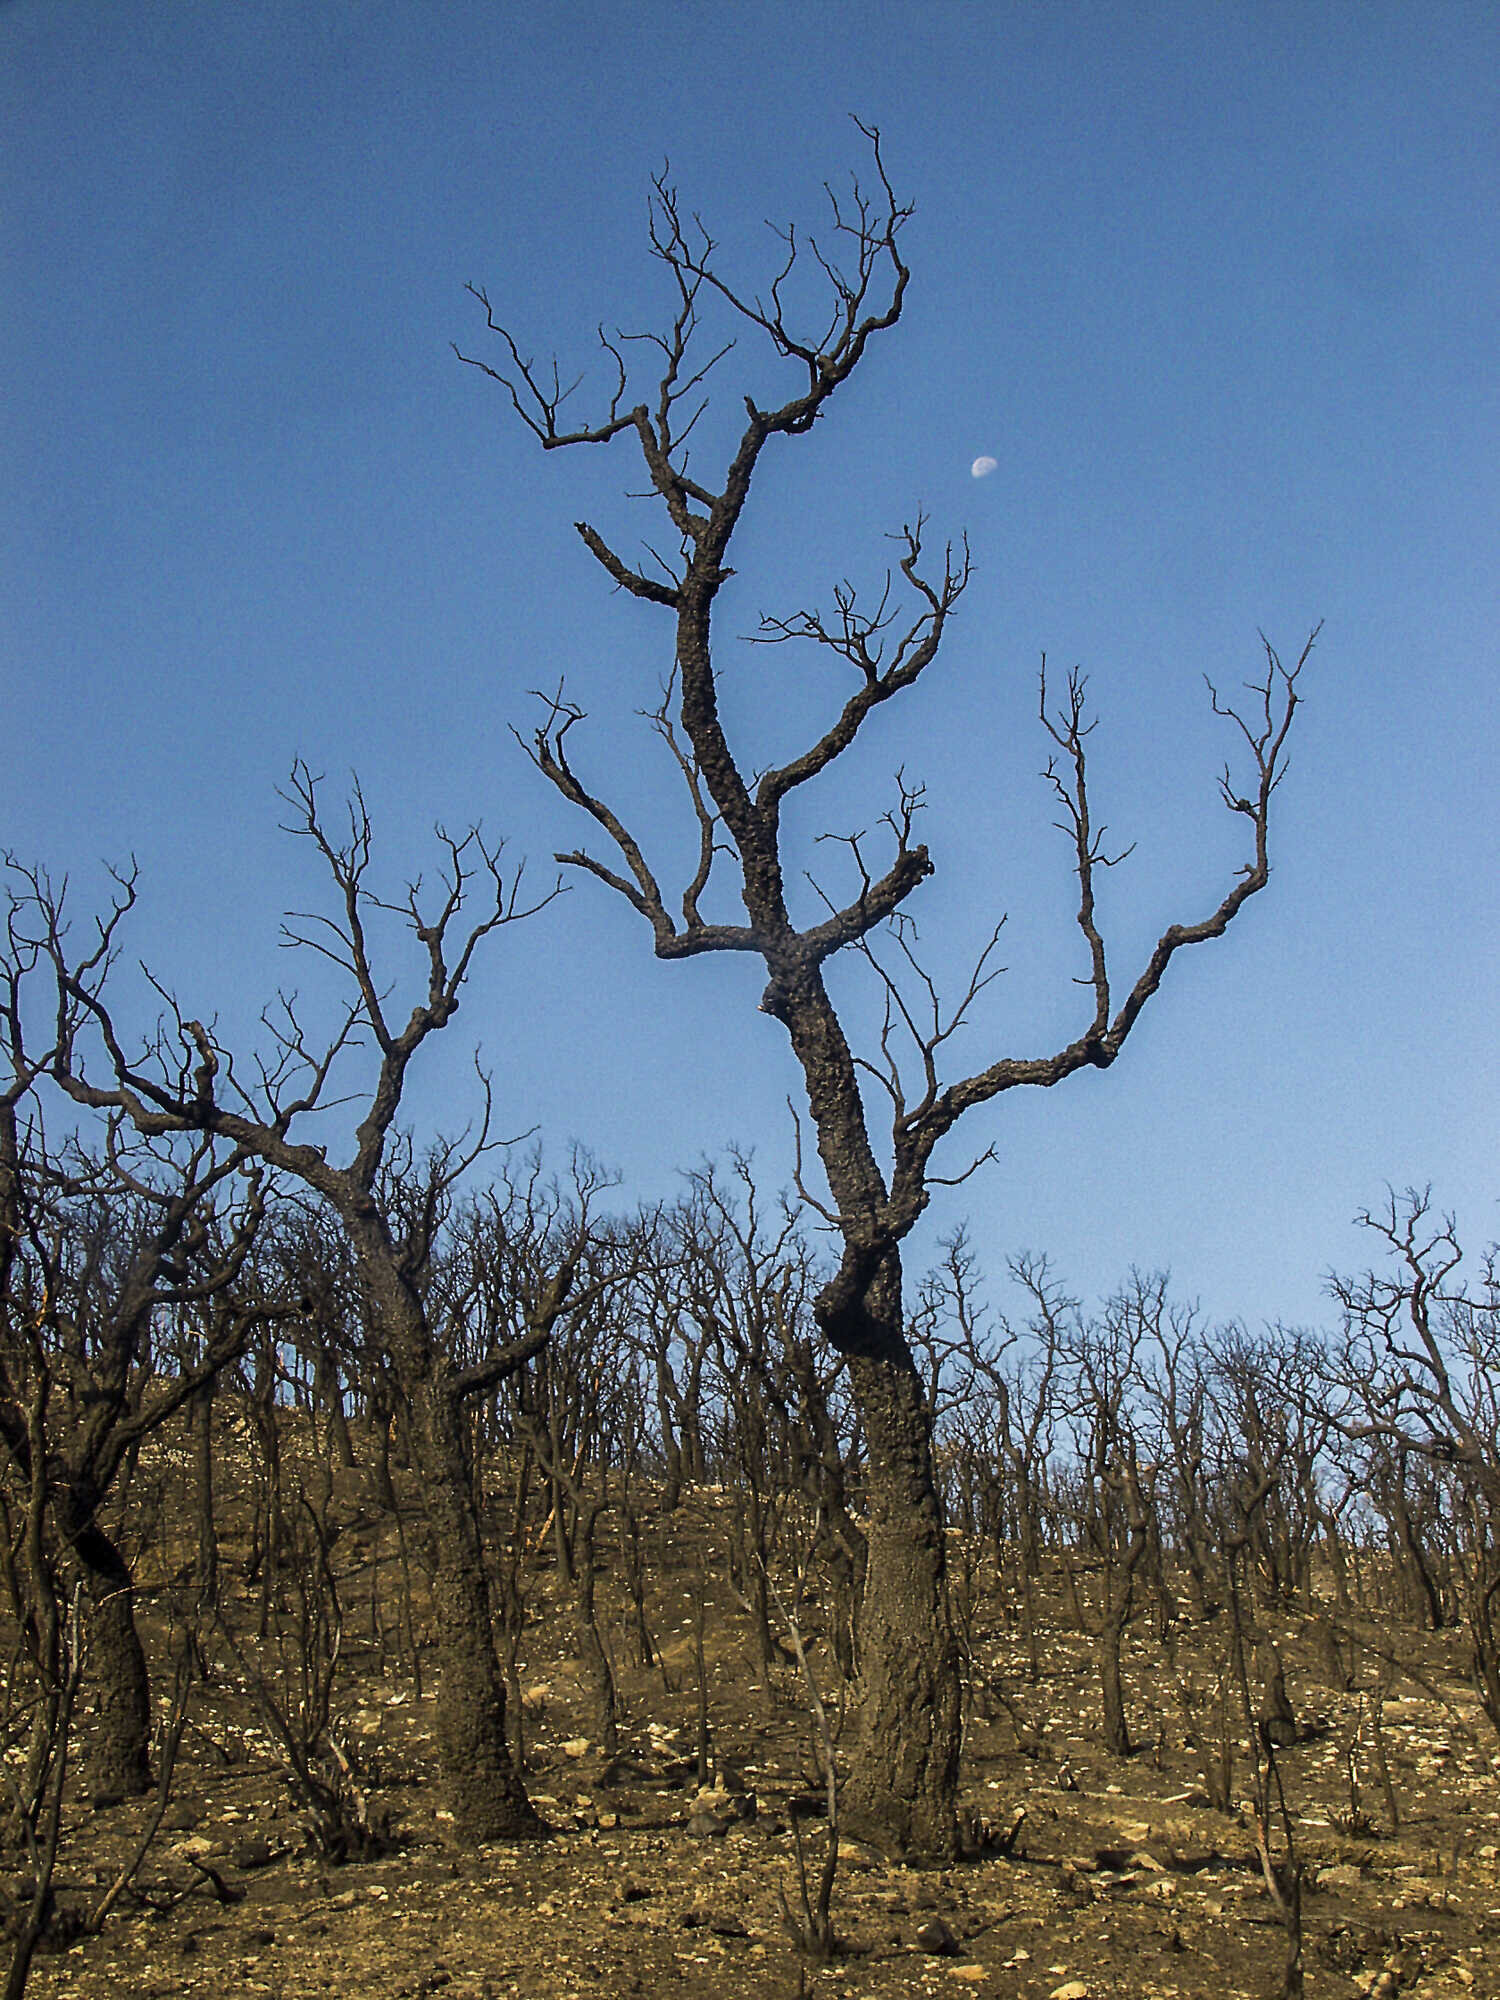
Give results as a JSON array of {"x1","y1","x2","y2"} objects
[
  {"x1": 67, "y1": 1516, "x2": 152, "y2": 1804},
  {"x1": 408, "y1": 1374, "x2": 543, "y2": 1839},
  {"x1": 840, "y1": 1342, "x2": 961, "y2": 1859}
]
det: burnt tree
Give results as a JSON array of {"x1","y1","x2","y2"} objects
[
  {"x1": 461, "y1": 127, "x2": 1314, "y2": 1857},
  {"x1": 1335, "y1": 1193, "x2": 1500, "y2": 1739},
  {"x1": 2, "y1": 872, "x2": 284, "y2": 1806},
  {"x1": 36, "y1": 773, "x2": 569, "y2": 1841}
]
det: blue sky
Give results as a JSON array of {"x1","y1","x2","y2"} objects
[{"x1": 4, "y1": 0, "x2": 1497, "y2": 1331}]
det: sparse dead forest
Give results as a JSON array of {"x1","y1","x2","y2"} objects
[
  {"x1": 4, "y1": 131, "x2": 1492, "y2": 2000},
  {"x1": 2, "y1": 1008, "x2": 1499, "y2": 2000}
]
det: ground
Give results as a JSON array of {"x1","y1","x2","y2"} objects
[{"x1": 8, "y1": 1472, "x2": 1500, "y2": 2000}]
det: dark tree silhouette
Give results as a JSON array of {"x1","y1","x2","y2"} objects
[
  {"x1": 1335, "y1": 1192, "x2": 1500, "y2": 1740},
  {"x1": 28, "y1": 774, "x2": 575, "y2": 1841},
  {"x1": 459, "y1": 126, "x2": 1315, "y2": 1857},
  {"x1": 3, "y1": 870, "x2": 287, "y2": 1806}
]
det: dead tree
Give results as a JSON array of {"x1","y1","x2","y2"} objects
[
  {"x1": 1058, "y1": 1288, "x2": 1156, "y2": 1758},
  {"x1": 461, "y1": 126, "x2": 1314, "y2": 1856},
  {"x1": 2, "y1": 1143, "x2": 275, "y2": 1805},
  {"x1": 973, "y1": 1253, "x2": 1066, "y2": 1683},
  {"x1": 1210, "y1": 1325, "x2": 1334, "y2": 1610},
  {"x1": 668, "y1": 1158, "x2": 859, "y2": 1683},
  {"x1": 454, "y1": 1163, "x2": 632, "y2": 1763},
  {"x1": 1334, "y1": 1191, "x2": 1500, "y2": 1739},
  {"x1": 1135, "y1": 1281, "x2": 1218, "y2": 1620},
  {"x1": 628, "y1": 1231, "x2": 715, "y2": 1514},
  {"x1": 439, "y1": 1162, "x2": 634, "y2": 1757},
  {"x1": 32, "y1": 772, "x2": 566, "y2": 1840},
  {"x1": 2, "y1": 877, "x2": 284, "y2": 1806}
]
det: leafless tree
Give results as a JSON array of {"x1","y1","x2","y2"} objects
[
  {"x1": 982, "y1": 1255, "x2": 1066, "y2": 1682},
  {"x1": 628, "y1": 1232, "x2": 714, "y2": 1515},
  {"x1": 2, "y1": 876, "x2": 287, "y2": 1806},
  {"x1": 1135, "y1": 1281, "x2": 1218, "y2": 1621},
  {"x1": 1334, "y1": 1191, "x2": 1500, "y2": 1739},
  {"x1": 460, "y1": 126, "x2": 1315, "y2": 1856},
  {"x1": 496, "y1": 1212, "x2": 638, "y2": 1760},
  {"x1": 1209, "y1": 1324, "x2": 1332, "y2": 1611},
  {"x1": 667, "y1": 1160, "x2": 851, "y2": 1681},
  {"x1": 1056, "y1": 1286, "x2": 1156, "y2": 1758},
  {"x1": 27, "y1": 773, "x2": 568, "y2": 1840}
]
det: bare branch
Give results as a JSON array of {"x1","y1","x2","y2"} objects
[
  {"x1": 757, "y1": 526, "x2": 970, "y2": 813},
  {"x1": 520, "y1": 690, "x2": 757, "y2": 959}
]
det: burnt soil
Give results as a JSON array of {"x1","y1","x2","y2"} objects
[{"x1": 9, "y1": 1446, "x2": 1499, "y2": 2000}]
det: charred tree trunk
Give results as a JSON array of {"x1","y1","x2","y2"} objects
[
  {"x1": 1255, "y1": 1632, "x2": 1299, "y2": 1749},
  {"x1": 408, "y1": 1373, "x2": 543, "y2": 1839},
  {"x1": 315, "y1": 1347, "x2": 357, "y2": 1471},
  {"x1": 66, "y1": 1515, "x2": 152, "y2": 1803},
  {"x1": 345, "y1": 1212, "x2": 546, "y2": 1841},
  {"x1": 828, "y1": 1259, "x2": 960, "y2": 1862},
  {"x1": 569, "y1": 1497, "x2": 618, "y2": 1759},
  {"x1": 1097, "y1": 1594, "x2": 1134, "y2": 1759},
  {"x1": 1095, "y1": 1461, "x2": 1151, "y2": 1759},
  {"x1": 189, "y1": 1379, "x2": 218, "y2": 1618}
]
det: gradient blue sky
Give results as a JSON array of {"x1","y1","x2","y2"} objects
[{"x1": 5, "y1": 0, "x2": 1497, "y2": 1330}]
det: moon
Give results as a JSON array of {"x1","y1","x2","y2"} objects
[{"x1": 970, "y1": 455, "x2": 997, "y2": 479}]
